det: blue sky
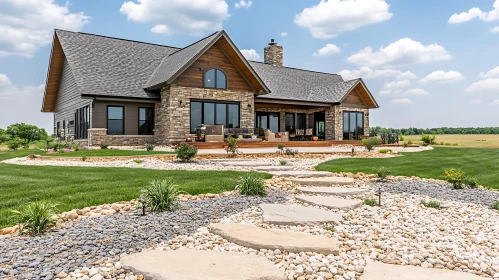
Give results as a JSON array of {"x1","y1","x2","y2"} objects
[{"x1": 1, "y1": 0, "x2": 499, "y2": 132}]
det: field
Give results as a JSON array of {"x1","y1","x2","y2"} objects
[{"x1": 404, "y1": 134, "x2": 499, "y2": 148}]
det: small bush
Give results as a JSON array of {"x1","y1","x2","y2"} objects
[
  {"x1": 491, "y1": 201, "x2": 499, "y2": 211},
  {"x1": 279, "y1": 159, "x2": 288, "y2": 166},
  {"x1": 146, "y1": 144, "x2": 155, "y2": 151},
  {"x1": 376, "y1": 166, "x2": 392, "y2": 180},
  {"x1": 420, "y1": 134, "x2": 436, "y2": 146},
  {"x1": 100, "y1": 143, "x2": 108, "y2": 149},
  {"x1": 141, "y1": 179, "x2": 182, "y2": 212},
  {"x1": 398, "y1": 133, "x2": 404, "y2": 142},
  {"x1": 81, "y1": 156, "x2": 87, "y2": 162},
  {"x1": 7, "y1": 137, "x2": 26, "y2": 150},
  {"x1": 444, "y1": 168, "x2": 465, "y2": 189},
  {"x1": 363, "y1": 198, "x2": 378, "y2": 206},
  {"x1": 362, "y1": 137, "x2": 382, "y2": 151},
  {"x1": 225, "y1": 136, "x2": 240, "y2": 157},
  {"x1": 134, "y1": 159, "x2": 144, "y2": 164},
  {"x1": 285, "y1": 148, "x2": 298, "y2": 156},
  {"x1": 407, "y1": 140, "x2": 413, "y2": 145},
  {"x1": 174, "y1": 143, "x2": 198, "y2": 162},
  {"x1": 378, "y1": 149, "x2": 392, "y2": 154},
  {"x1": 72, "y1": 143, "x2": 82, "y2": 151},
  {"x1": 323, "y1": 225, "x2": 335, "y2": 232},
  {"x1": 463, "y1": 176, "x2": 478, "y2": 188},
  {"x1": 444, "y1": 142, "x2": 451, "y2": 146},
  {"x1": 403, "y1": 142, "x2": 409, "y2": 148},
  {"x1": 235, "y1": 172, "x2": 266, "y2": 196},
  {"x1": 10, "y1": 201, "x2": 58, "y2": 235},
  {"x1": 421, "y1": 200, "x2": 441, "y2": 209},
  {"x1": 452, "y1": 143, "x2": 459, "y2": 146},
  {"x1": 277, "y1": 143, "x2": 285, "y2": 150}
]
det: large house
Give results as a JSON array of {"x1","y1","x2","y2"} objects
[{"x1": 41, "y1": 30, "x2": 379, "y2": 146}]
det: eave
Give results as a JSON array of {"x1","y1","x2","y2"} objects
[{"x1": 41, "y1": 32, "x2": 65, "y2": 112}]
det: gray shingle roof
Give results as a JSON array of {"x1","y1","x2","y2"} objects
[
  {"x1": 145, "y1": 31, "x2": 220, "y2": 89},
  {"x1": 250, "y1": 61, "x2": 358, "y2": 103},
  {"x1": 56, "y1": 30, "x2": 178, "y2": 99}
]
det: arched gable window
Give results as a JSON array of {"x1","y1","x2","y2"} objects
[{"x1": 204, "y1": 68, "x2": 227, "y2": 89}]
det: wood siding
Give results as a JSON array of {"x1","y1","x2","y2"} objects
[
  {"x1": 342, "y1": 89, "x2": 366, "y2": 106},
  {"x1": 174, "y1": 44, "x2": 253, "y2": 92},
  {"x1": 92, "y1": 101, "x2": 155, "y2": 135},
  {"x1": 54, "y1": 58, "x2": 91, "y2": 137}
]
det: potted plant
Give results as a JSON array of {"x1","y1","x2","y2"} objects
[{"x1": 312, "y1": 135, "x2": 318, "y2": 141}]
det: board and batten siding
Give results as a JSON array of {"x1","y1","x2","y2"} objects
[
  {"x1": 92, "y1": 101, "x2": 155, "y2": 135},
  {"x1": 54, "y1": 58, "x2": 91, "y2": 137}
]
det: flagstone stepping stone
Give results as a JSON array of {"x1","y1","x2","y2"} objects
[
  {"x1": 259, "y1": 203, "x2": 343, "y2": 226},
  {"x1": 268, "y1": 170, "x2": 333, "y2": 178},
  {"x1": 219, "y1": 161, "x2": 273, "y2": 166},
  {"x1": 360, "y1": 262, "x2": 489, "y2": 280},
  {"x1": 121, "y1": 250, "x2": 286, "y2": 280},
  {"x1": 208, "y1": 223, "x2": 339, "y2": 255},
  {"x1": 289, "y1": 177, "x2": 354, "y2": 186},
  {"x1": 298, "y1": 187, "x2": 368, "y2": 196},
  {"x1": 254, "y1": 165, "x2": 294, "y2": 171},
  {"x1": 295, "y1": 195, "x2": 362, "y2": 210}
]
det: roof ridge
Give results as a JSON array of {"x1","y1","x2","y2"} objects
[
  {"x1": 249, "y1": 60, "x2": 341, "y2": 77},
  {"x1": 167, "y1": 30, "x2": 220, "y2": 56},
  {"x1": 55, "y1": 29, "x2": 181, "y2": 49}
]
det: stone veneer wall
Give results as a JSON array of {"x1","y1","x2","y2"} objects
[
  {"x1": 264, "y1": 44, "x2": 283, "y2": 67},
  {"x1": 88, "y1": 128, "x2": 154, "y2": 146},
  {"x1": 332, "y1": 106, "x2": 370, "y2": 140},
  {"x1": 154, "y1": 85, "x2": 255, "y2": 144}
]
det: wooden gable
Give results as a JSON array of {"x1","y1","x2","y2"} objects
[
  {"x1": 42, "y1": 33, "x2": 65, "y2": 112},
  {"x1": 342, "y1": 88, "x2": 365, "y2": 106},
  {"x1": 174, "y1": 38, "x2": 255, "y2": 92},
  {"x1": 342, "y1": 82, "x2": 378, "y2": 108}
]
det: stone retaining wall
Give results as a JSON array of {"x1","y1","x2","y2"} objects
[{"x1": 88, "y1": 128, "x2": 154, "y2": 146}]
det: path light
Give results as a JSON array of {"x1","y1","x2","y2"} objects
[
  {"x1": 139, "y1": 196, "x2": 146, "y2": 216},
  {"x1": 351, "y1": 147, "x2": 355, "y2": 157},
  {"x1": 377, "y1": 187, "x2": 383, "y2": 207}
]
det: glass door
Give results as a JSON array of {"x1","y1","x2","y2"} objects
[{"x1": 314, "y1": 111, "x2": 326, "y2": 140}]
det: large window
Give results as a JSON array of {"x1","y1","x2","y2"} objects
[
  {"x1": 296, "y1": 113, "x2": 306, "y2": 130},
  {"x1": 285, "y1": 113, "x2": 295, "y2": 132},
  {"x1": 255, "y1": 112, "x2": 280, "y2": 132},
  {"x1": 107, "y1": 106, "x2": 124, "y2": 135},
  {"x1": 343, "y1": 111, "x2": 364, "y2": 140},
  {"x1": 204, "y1": 69, "x2": 227, "y2": 89},
  {"x1": 139, "y1": 107, "x2": 154, "y2": 135},
  {"x1": 190, "y1": 100, "x2": 240, "y2": 133},
  {"x1": 75, "y1": 105, "x2": 89, "y2": 139}
]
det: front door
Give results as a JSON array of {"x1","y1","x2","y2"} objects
[{"x1": 314, "y1": 111, "x2": 326, "y2": 140}]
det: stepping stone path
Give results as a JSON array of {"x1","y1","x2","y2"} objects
[
  {"x1": 208, "y1": 223, "x2": 339, "y2": 255},
  {"x1": 298, "y1": 186, "x2": 368, "y2": 196},
  {"x1": 296, "y1": 195, "x2": 362, "y2": 210},
  {"x1": 121, "y1": 250, "x2": 286, "y2": 280},
  {"x1": 289, "y1": 176, "x2": 354, "y2": 186},
  {"x1": 254, "y1": 165, "x2": 294, "y2": 171},
  {"x1": 269, "y1": 170, "x2": 333, "y2": 178},
  {"x1": 259, "y1": 203, "x2": 343, "y2": 226},
  {"x1": 218, "y1": 161, "x2": 273, "y2": 166},
  {"x1": 360, "y1": 262, "x2": 489, "y2": 280}
]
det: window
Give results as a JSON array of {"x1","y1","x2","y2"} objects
[
  {"x1": 190, "y1": 100, "x2": 240, "y2": 133},
  {"x1": 307, "y1": 114, "x2": 314, "y2": 129},
  {"x1": 139, "y1": 107, "x2": 154, "y2": 135},
  {"x1": 343, "y1": 111, "x2": 364, "y2": 140},
  {"x1": 107, "y1": 106, "x2": 124, "y2": 135},
  {"x1": 56, "y1": 122, "x2": 60, "y2": 137},
  {"x1": 255, "y1": 112, "x2": 280, "y2": 133},
  {"x1": 204, "y1": 69, "x2": 227, "y2": 89},
  {"x1": 296, "y1": 113, "x2": 306, "y2": 130},
  {"x1": 285, "y1": 113, "x2": 295, "y2": 132},
  {"x1": 75, "y1": 105, "x2": 90, "y2": 139}
]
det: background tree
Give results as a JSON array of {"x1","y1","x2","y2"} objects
[{"x1": 5, "y1": 123, "x2": 48, "y2": 143}]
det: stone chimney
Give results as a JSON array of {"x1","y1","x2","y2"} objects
[{"x1": 264, "y1": 39, "x2": 283, "y2": 66}]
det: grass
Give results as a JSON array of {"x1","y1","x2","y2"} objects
[
  {"x1": 316, "y1": 147, "x2": 499, "y2": 189},
  {"x1": 404, "y1": 134, "x2": 499, "y2": 148},
  {"x1": 0, "y1": 149, "x2": 271, "y2": 228}
]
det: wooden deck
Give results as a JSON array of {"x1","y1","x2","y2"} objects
[{"x1": 179, "y1": 140, "x2": 362, "y2": 149}]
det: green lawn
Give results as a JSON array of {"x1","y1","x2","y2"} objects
[
  {"x1": 0, "y1": 150, "x2": 271, "y2": 228},
  {"x1": 316, "y1": 147, "x2": 499, "y2": 189}
]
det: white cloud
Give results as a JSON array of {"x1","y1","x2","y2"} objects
[
  {"x1": 120, "y1": 0, "x2": 229, "y2": 35},
  {"x1": 448, "y1": 1, "x2": 499, "y2": 24},
  {"x1": 471, "y1": 99, "x2": 482, "y2": 103},
  {"x1": 490, "y1": 26, "x2": 499, "y2": 33},
  {"x1": 0, "y1": 0, "x2": 90, "y2": 58},
  {"x1": 0, "y1": 74, "x2": 44, "y2": 100},
  {"x1": 479, "y1": 66, "x2": 499, "y2": 78},
  {"x1": 339, "y1": 67, "x2": 416, "y2": 81},
  {"x1": 347, "y1": 38, "x2": 451, "y2": 67},
  {"x1": 0, "y1": 74, "x2": 12, "y2": 87},
  {"x1": 240, "y1": 49, "x2": 260, "y2": 61},
  {"x1": 384, "y1": 79, "x2": 411, "y2": 90},
  {"x1": 313, "y1": 44, "x2": 340, "y2": 56},
  {"x1": 405, "y1": 88, "x2": 429, "y2": 96},
  {"x1": 419, "y1": 70, "x2": 464, "y2": 84},
  {"x1": 294, "y1": 0, "x2": 392, "y2": 39},
  {"x1": 280, "y1": 32, "x2": 288, "y2": 37},
  {"x1": 234, "y1": 0, "x2": 252, "y2": 9},
  {"x1": 493, "y1": 99, "x2": 499, "y2": 104},
  {"x1": 379, "y1": 90, "x2": 391, "y2": 96},
  {"x1": 465, "y1": 78, "x2": 499, "y2": 92},
  {"x1": 391, "y1": 98, "x2": 413, "y2": 104}
]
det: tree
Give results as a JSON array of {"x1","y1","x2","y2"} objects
[
  {"x1": 5, "y1": 123, "x2": 48, "y2": 143},
  {"x1": 0, "y1": 128, "x2": 10, "y2": 143}
]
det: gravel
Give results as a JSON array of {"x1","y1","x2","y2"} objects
[{"x1": 0, "y1": 191, "x2": 287, "y2": 280}]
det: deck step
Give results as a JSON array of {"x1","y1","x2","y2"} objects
[
  {"x1": 298, "y1": 187, "x2": 368, "y2": 196},
  {"x1": 295, "y1": 195, "x2": 362, "y2": 210},
  {"x1": 289, "y1": 177, "x2": 354, "y2": 186}
]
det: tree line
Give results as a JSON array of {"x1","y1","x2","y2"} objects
[{"x1": 370, "y1": 126, "x2": 499, "y2": 136}]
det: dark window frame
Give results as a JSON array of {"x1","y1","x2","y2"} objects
[
  {"x1": 343, "y1": 111, "x2": 364, "y2": 140},
  {"x1": 285, "y1": 112, "x2": 295, "y2": 132},
  {"x1": 204, "y1": 68, "x2": 227, "y2": 89},
  {"x1": 138, "y1": 107, "x2": 154, "y2": 135},
  {"x1": 56, "y1": 122, "x2": 60, "y2": 137},
  {"x1": 255, "y1": 112, "x2": 280, "y2": 132},
  {"x1": 74, "y1": 105, "x2": 90, "y2": 140},
  {"x1": 189, "y1": 99, "x2": 240, "y2": 133},
  {"x1": 107, "y1": 105, "x2": 125, "y2": 135}
]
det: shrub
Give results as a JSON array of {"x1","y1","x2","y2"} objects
[
  {"x1": 71, "y1": 143, "x2": 82, "y2": 151},
  {"x1": 362, "y1": 137, "x2": 382, "y2": 151},
  {"x1": 99, "y1": 144, "x2": 108, "y2": 150},
  {"x1": 444, "y1": 168, "x2": 465, "y2": 189},
  {"x1": 463, "y1": 176, "x2": 478, "y2": 188},
  {"x1": 375, "y1": 166, "x2": 392, "y2": 180},
  {"x1": 421, "y1": 200, "x2": 441, "y2": 209},
  {"x1": 407, "y1": 140, "x2": 413, "y2": 145},
  {"x1": 174, "y1": 143, "x2": 198, "y2": 162},
  {"x1": 7, "y1": 137, "x2": 25, "y2": 150},
  {"x1": 81, "y1": 156, "x2": 87, "y2": 162},
  {"x1": 491, "y1": 201, "x2": 499, "y2": 211},
  {"x1": 452, "y1": 143, "x2": 459, "y2": 146},
  {"x1": 445, "y1": 142, "x2": 451, "y2": 146},
  {"x1": 398, "y1": 133, "x2": 404, "y2": 142},
  {"x1": 420, "y1": 134, "x2": 436, "y2": 146},
  {"x1": 10, "y1": 201, "x2": 58, "y2": 235},
  {"x1": 235, "y1": 172, "x2": 266, "y2": 196},
  {"x1": 279, "y1": 159, "x2": 288, "y2": 166},
  {"x1": 146, "y1": 144, "x2": 155, "y2": 151},
  {"x1": 285, "y1": 148, "x2": 298, "y2": 156},
  {"x1": 277, "y1": 143, "x2": 285, "y2": 150},
  {"x1": 323, "y1": 225, "x2": 335, "y2": 232},
  {"x1": 134, "y1": 159, "x2": 144, "y2": 164},
  {"x1": 403, "y1": 142, "x2": 409, "y2": 148},
  {"x1": 225, "y1": 136, "x2": 240, "y2": 157},
  {"x1": 378, "y1": 149, "x2": 392, "y2": 154},
  {"x1": 363, "y1": 198, "x2": 378, "y2": 206},
  {"x1": 141, "y1": 179, "x2": 182, "y2": 212}
]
